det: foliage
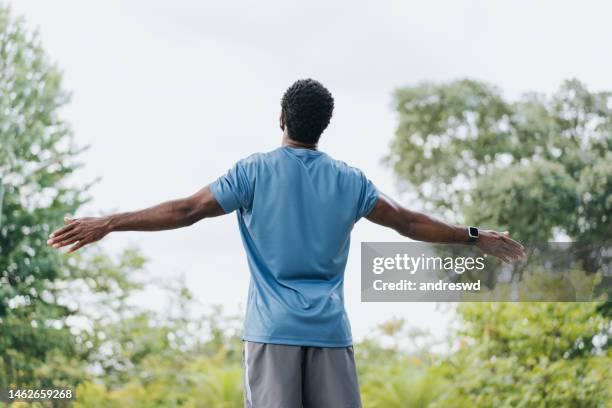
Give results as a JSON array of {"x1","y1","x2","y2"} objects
[
  {"x1": 1, "y1": 4, "x2": 610, "y2": 406},
  {"x1": 432, "y1": 303, "x2": 611, "y2": 407},
  {"x1": 357, "y1": 319, "x2": 445, "y2": 408},
  {"x1": 0, "y1": 2, "x2": 87, "y2": 390},
  {"x1": 0, "y1": 3, "x2": 151, "y2": 398},
  {"x1": 73, "y1": 296, "x2": 244, "y2": 408},
  {"x1": 387, "y1": 78, "x2": 612, "y2": 406},
  {"x1": 74, "y1": 353, "x2": 243, "y2": 408},
  {"x1": 388, "y1": 78, "x2": 611, "y2": 245}
]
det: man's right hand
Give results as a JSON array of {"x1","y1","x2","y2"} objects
[{"x1": 475, "y1": 230, "x2": 525, "y2": 263}]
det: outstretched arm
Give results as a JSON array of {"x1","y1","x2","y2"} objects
[
  {"x1": 47, "y1": 185, "x2": 224, "y2": 253},
  {"x1": 366, "y1": 192, "x2": 524, "y2": 262}
]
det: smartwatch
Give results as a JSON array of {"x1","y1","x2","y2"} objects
[{"x1": 467, "y1": 226, "x2": 479, "y2": 243}]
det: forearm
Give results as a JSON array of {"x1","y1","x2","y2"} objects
[
  {"x1": 397, "y1": 209, "x2": 468, "y2": 243},
  {"x1": 107, "y1": 199, "x2": 201, "y2": 232},
  {"x1": 366, "y1": 193, "x2": 525, "y2": 262},
  {"x1": 47, "y1": 186, "x2": 224, "y2": 253}
]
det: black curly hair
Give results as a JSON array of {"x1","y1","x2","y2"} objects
[{"x1": 281, "y1": 79, "x2": 334, "y2": 144}]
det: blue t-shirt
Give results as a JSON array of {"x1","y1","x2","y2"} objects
[{"x1": 210, "y1": 146, "x2": 378, "y2": 347}]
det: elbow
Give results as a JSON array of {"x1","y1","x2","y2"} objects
[
  {"x1": 182, "y1": 215, "x2": 198, "y2": 227},
  {"x1": 180, "y1": 199, "x2": 215, "y2": 226},
  {"x1": 182, "y1": 207, "x2": 205, "y2": 226},
  {"x1": 173, "y1": 200, "x2": 201, "y2": 227}
]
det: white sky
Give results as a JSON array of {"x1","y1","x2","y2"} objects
[{"x1": 9, "y1": 0, "x2": 612, "y2": 342}]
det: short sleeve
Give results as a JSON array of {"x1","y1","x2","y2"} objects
[
  {"x1": 356, "y1": 172, "x2": 379, "y2": 220},
  {"x1": 209, "y1": 159, "x2": 254, "y2": 213}
]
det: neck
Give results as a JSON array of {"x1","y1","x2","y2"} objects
[{"x1": 282, "y1": 133, "x2": 318, "y2": 150}]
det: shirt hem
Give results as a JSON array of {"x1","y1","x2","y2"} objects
[{"x1": 243, "y1": 334, "x2": 353, "y2": 348}]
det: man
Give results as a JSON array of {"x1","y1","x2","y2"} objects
[{"x1": 48, "y1": 79, "x2": 524, "y2": 407}]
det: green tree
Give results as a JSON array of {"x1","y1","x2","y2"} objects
[
  {"x1": 73, "y1": 286, "x2": 245, "y2": 408},
  {"x1": 388, "y1": 79, "x2": 612, "y2": 406},
  {"x1": 433, "y1": 303, "x2": 611, "y2": 408},
  {"x1": 388, "y1": 79, "x2": 611, "y2": 245},
  {"x1": 0, "y1": 3, "x2": 89, "y2": 389},
  {"x1": 0, "y1": 8, "x2": 245, "y2": 407},
  {"x1": 0, "y1": 6, "x2": 146, "y2": 399}
]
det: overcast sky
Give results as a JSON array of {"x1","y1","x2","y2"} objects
[{"x1": 9, "y1": 0, "x2": 612, "y2": 342}]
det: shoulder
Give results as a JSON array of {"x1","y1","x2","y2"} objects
[
  {"x1": 237, "y1": 152, "x2": 265, "y2": 167},
  {"x1": 234, "y1": 149, "x2": 283, "y2": 174},
  {"x1": 324, "y1": 154, "x2": 367, "y2": 180},
  {"x1": 236, "y1": 150, "x2": 276, "y2": 166}
]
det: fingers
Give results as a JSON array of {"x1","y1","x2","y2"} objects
[
  {"x1": 499, "y1": 239, "x2": 522, "y2": 258},
  {"x1": 481, "y1": 231, "x2": 524, "y2": 263},
  {"x1": 67, "y1": 240, "x2": 88, "y2": 253},
  {"x1": 48, "y1": 223, "x2": 80, "y2": 246},
  {"x1": 49, "y1": 220, "x2": 78, "y2": 241},
  {"x1": 47, "y1": 216, "x2": 107, "y2": 254},
  {"x1": 502, "y1": 245, "x2": 522, "y2": 261},
  {"x1": 50, "y1": 229, "x2": 82, "y2": 248},
  {"x1": 488, "y1": 243, "x2": 524, "y2": 263},
  {"x1": 47, "y1": 217, "x2": 86, "y2": 252},
  {"x1": 477, "y1": 230, "x2": 526, "y2": 263},
  {"x1": 501, "y1": 233, "x2": 524, "y2": 250},
  {"x1": 498, "y1": 247, "x2": 513, "y2": 263},
  {"x1": 492, "y1": 251, "x2": 511, "y2": 263},
  {"x1": 498, "y1": 231, "x2": 525, "y2": 259},
  {"x1": 501, "y1": 240, "x2": 524, "y2": 260}
]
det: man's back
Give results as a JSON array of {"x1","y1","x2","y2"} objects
[{"x1": 210, "y1": 146, "x2": 378, "y2": 346}]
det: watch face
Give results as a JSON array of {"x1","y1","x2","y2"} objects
[{"x1": 469, "y1": 226, "x2": 479, "y2": 238}]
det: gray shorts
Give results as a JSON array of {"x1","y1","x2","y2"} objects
[{"x1": 243, "y1": 341, "x2": 362, "y2": 408}]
